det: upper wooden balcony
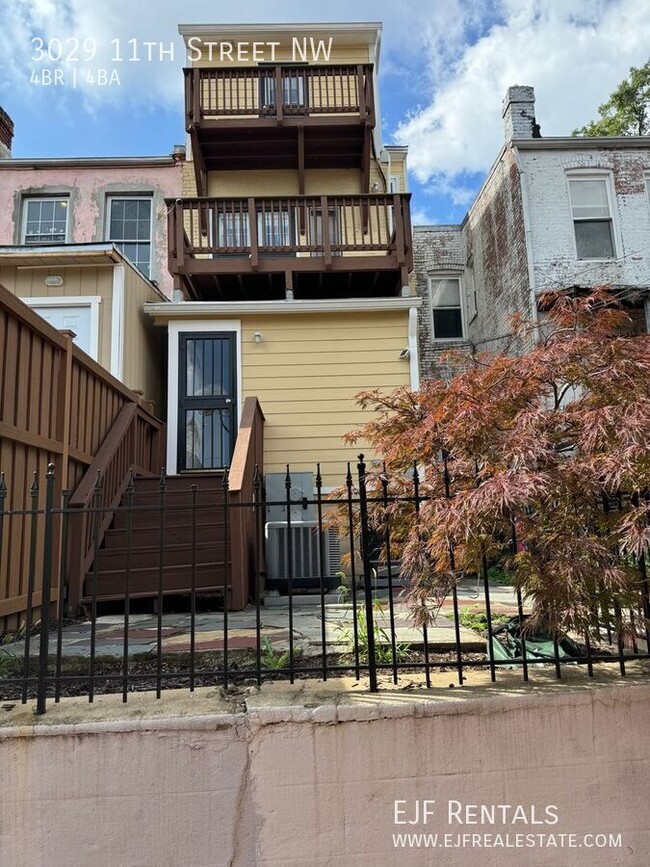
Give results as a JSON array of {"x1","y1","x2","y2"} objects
[
  {"x1": 168, "y1": 193, "x2": 413, "y2": 300},
  {"x1": 184, "y1": 64, "x2": 375, "y2": 175}
]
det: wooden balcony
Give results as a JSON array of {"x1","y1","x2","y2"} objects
[
  {"x1": 185, "y1": 65, "x2": 375, "y2": 177},
  {"x1": 168, "y1": 194, "x2": 413, "y2": 300}
]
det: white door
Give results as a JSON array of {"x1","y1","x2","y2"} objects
[{"x1": 31, "y1": 304, "x2": 94, "y2": 356}]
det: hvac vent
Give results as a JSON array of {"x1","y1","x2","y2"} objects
[{"x1": 265, "y1": 521, "x2": 341, "y2": 589}]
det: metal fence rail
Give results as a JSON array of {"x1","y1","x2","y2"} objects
[{"x1": 0, "y1": 456, "x2": 648, "y2": 714}]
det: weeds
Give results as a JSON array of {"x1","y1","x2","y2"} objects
[
  {"x1": 335, "y1": 599, "x2": 411, "y2": 664},
  {"x1": 459, "y1": 605, "x2": 509, "y2": 635},
  {"x1": 260, "y1": 637, "x2": 292, "y2": 670}
]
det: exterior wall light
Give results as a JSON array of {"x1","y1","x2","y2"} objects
[{"x1": 253, "y1": 331, "x2": 263, "y2": 344}]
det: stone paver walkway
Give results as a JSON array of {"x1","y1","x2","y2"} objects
[{"x1": 2, "y1": 581, "x2": 523, "y2": 659}]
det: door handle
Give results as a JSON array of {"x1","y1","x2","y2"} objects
[{"x1": 225, "y1": 398, "x2": 232, "y2": 404}]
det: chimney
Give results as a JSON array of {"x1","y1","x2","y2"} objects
[
  {"x1": 0, "y1": 107, "x2": 14, "y2": 158},
  {"x1": 502, "y1": 86, "x2": 536, "y2": 141},
  {"x1": 172, "y1": 144, "x2": 186, "y2": 163}
]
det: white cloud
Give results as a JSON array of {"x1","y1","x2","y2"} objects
[
  {"x1": 0, "y1": 0, "x2": 452, "y2": 111},
  {"x1": 395, "y1": 0, "x2": 650, "y2": 192}
]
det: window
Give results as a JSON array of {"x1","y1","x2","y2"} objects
[
  {"x1": 23, "y1": 197, "x2": 69, "y2": 244},
  {"x1": 429, "y1": 276, "x2": 464, "y2": 339},
  {"x1": 568, "y1": 176, "x2": 615, "y2": 259},
  {"x1": 259, "y1": 72, "x2": 306, "y2": 110},
  {"x1": 389, "y1": 176, "x2": 401, "y2": 193},
  {"x1": 107, "y1": 197, "x2": 152, "y2": 277}
]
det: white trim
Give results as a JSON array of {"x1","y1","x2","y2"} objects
[
  {"x1": 427, "y1": 273, "x2": 466, "y2": 341},
  {"x1": 166, "y1": 320, "x2": 242, "y2": 476},
  {"x1": 408, "y1": 307, "x2": 420, "y2": 391},
  {"x1": 23, "y1": 295, "x2": 101, "y2": 360},
  {"x1": 111, "y1": 264, "x2": 125, "y2": 380},
  {"x1": 565, "y1": 171, "x2": 620, "y2": 261},
  {"x1": 146, "y1": 297, "x2": 421, "y2": 321}
]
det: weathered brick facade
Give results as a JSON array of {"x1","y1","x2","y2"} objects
[
  {"x1": 0, "y1": 107, "x2": 13, "y2": 159},
  {"x1": 413, "y1": 87, "x2": 650, "y2": 384}
]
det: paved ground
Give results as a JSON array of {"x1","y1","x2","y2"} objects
[{"x1": 1, "y1": 580, "x2": 522, "y2": 660}]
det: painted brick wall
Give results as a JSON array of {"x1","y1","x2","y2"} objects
[
  {"x1": 413, "y1": 146, "x2": 531, "y2": 384},
  {"x1": 412, "y1": 226, "x2": 471, "y2": 381},
  {"x1": 520, "y1": 147, "x2": 650, "y2": 294},
  {"x1": 464, "y1": 146, "x2": 531, "y2": 352}
]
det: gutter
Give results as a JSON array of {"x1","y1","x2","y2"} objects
[
  {"x1": 0, "y1": 156, "x2": 178, "y2": 170},
  {"x1": 146, "y1": 296, "x2": 422, "y2": 321}
]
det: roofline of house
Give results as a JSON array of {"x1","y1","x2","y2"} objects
[
  {"x1": 513, "y1": 136, "x2": 650, "y2": 150},
  {"x1": 413, "y1": 224, "x2": 462, "y2": 232},
  {"x1": 145, "y1": 296, "x2": 422, "y2": 321},
  {"x1": 0, "y1": 243, "x2": 167, "y2": 300},
  {"x1": 178, "y1": 22, "x2": 382, "y2": 40},
  {"x1": 0, "y1": 155, "x2": 180, "y2": 169}
]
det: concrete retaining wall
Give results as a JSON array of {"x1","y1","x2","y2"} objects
[{"x1": 1, "y1": 683, "x2": 649, "y2": 866}]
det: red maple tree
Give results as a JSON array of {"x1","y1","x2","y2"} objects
[{"x1": 344, "y1": 288, "x2": 650, "y2": 637}]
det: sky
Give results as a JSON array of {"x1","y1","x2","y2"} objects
[{"x1": 0, "y1": 0, "x2": 649, "y2": 225}]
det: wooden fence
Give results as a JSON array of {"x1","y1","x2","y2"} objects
[{"x1": 0, "y1": 283, "x2": 165, "y2": 630}]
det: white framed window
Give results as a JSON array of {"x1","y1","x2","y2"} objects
[
  {"x1": 106, "y1": 196, "x2": 152, "y2": 277},
  {"x1": 22, "y1": 197, "x2": 69, "y2": 244},
  {"x1": 428, "y1": 275, "x2": 465, "y2": 340},
  {"x1": 389, "y1": 175, "x2": 401, "y2": 193},
  {"x1": 567, "y1": 174, "x2": 616, "y2": 260}
]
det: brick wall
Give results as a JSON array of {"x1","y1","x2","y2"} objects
[
  {"x1": 413, "y1": 146, "x2": 532, "y2": 384},
  {"x1": 464, "y1": 146, "x2": 531, "y2": 352},
  {"x1": 0, "y1": 107, "x2": 13, "y2": 158},
  {"x1": 412, "y1": 226, "x2": 471, "y2": 381},
  {"x1": 520, "y1": 147, "x2": 650, "y2": 294}
]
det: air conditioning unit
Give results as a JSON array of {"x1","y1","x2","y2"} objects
[{"x1": 265, "y1": 520, "x2": 341, "y2": 592}]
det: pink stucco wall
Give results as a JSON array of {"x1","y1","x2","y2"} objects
[
  {"x1": 0, "y1": 683, "x2": 648, "y2": 866},
  {"x1": 0, "y1": 161, "x2": 183, "y2": 296}
]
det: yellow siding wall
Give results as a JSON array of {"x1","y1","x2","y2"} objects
[
  {"x1": 122, "y1": 266, "x2": 166, "y2": 416},
  {"x1": 0, "y1": 264, "x2": 114, "y2": 368},
  {"x1": 207, "y1": 168, "x2": 366, "y2": 197},
  {"x1": 238, "y1": 309, "x2": 410, "y2": 485},
  {"x1": 0, "y1": 263, "x2": 165, "y2": 415}
]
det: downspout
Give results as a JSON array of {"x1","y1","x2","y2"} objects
[
  {"x1": 408, "y1": 306, "x2": 420, "y2": 391},
  {"x1": 512, "y1": 145, "x2": 540, "y2": 342}
]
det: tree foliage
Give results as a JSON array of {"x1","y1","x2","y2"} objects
[
  {"x1": 342, "y1": 289, "x2": 650, "y2": 638},
  {"x1": 572, "y1": 60, "x2": 650, "y2": 136}
]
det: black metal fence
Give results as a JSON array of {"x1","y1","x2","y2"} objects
[{"x1": 0, "y1": 456, "x2": 649, "y2": 715}]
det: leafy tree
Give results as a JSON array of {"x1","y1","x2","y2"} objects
[
  {"x1": 573, "y1": 60, "x2": 650, "y2": 136},
  {"x1": 343, "y1": 289, "x2": 650, "y2": 639}
]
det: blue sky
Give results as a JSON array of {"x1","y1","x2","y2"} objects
[{"x1": 1, "y1": 0, "x2": 648, "y2": 225}]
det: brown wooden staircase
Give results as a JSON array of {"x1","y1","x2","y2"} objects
[
  {"x1": 67, "y1": 397, "x2": 265, "y2": 614},
  {"x1": 81, "y1": 473, "x2": 228, "y2": 607}
]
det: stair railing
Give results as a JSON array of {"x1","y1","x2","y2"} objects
[
  {"x1": 228, "y1": 397, "x2": 265, "y2": 609},
  {"x1": 67, "y1": 401, "x2": 165, "y2": 611}
]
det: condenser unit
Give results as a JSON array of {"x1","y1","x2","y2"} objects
[{"x1": 265, "y1": 520, "x2": 341, "y2": 592}]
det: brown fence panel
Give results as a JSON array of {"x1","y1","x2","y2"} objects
[{"x1": 0, "y1": 283, "x2": 164, "y2": 630}]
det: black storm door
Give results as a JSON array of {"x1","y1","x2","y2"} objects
[{"x1": 178, "y1": 333, "x2": 236, "y2": 471}]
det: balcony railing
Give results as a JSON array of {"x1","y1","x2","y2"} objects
[
  {"x1": 184, "y1": 64, "x2": 375, "y2": 126},
  {"x1": 168, "y1": 194, "x2": 412, "y2": 272}
]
